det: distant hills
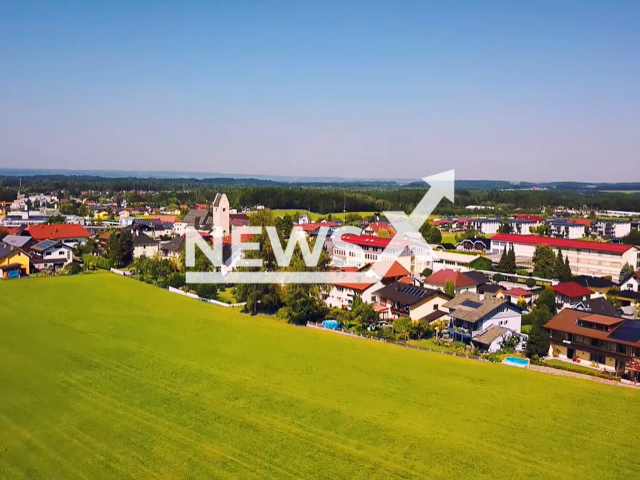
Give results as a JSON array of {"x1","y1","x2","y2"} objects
[{"x1": 0, "y1": 168, "x2": 639, "y2": 191}]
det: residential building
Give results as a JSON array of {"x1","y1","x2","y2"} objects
[
  {"x1": 0, "y1": 243, "x2": 30, "y2": 278},
  {"x1": 545, "y1": 309, "x2": 640, "y2": 373},
  {"x1": 591, "y1": 220, "x2": 631, "y2": 240},
  {"x1": 552, "y1": 282, "x2": 594, "y2": 308},
  {"x1": 2, "y1": 235, "x2": 35, "y2": 251},
  {"x1": 545, "y1": 219, "x2": 585, "y2": 239},
  {"x1": 507, "y1": 219, "x2": 541, "y2": 234},
  {"x1": 502, "y1": 287, "x2": 533, "y2": 306},
  {"x1": 490, "y1": 233, "x2": 639, "y2": 282},
  {"x1": 132, "y1": 231, "x2": 160, "y2": 258},
  {"x1": 572, "y1": 275, "x2": 616, "y2": 294},
  {"x1": 571, "y1": 297, "x2": 620, "y2": 317},
  {"x1": 620, "y1": 271, "x2": 640, "y2": 292},
  {"x1": 0, "y1": 211, "x2": 50, "y2": 227},
  {"x1": 131, "y1": 218, "x2": 172, "y2": 239},
  {"x1": 472, "y1": 325, "x2": 523, "y2": 353},
  {"x1": 324, "y1": 261, "x2": 410, "y2": 310},
  {"x1": 25, "y1": 224, "x2": 91, "y2": 248},
  {"x1": 361, "y1": 222, "x2": 395, "y2": 237},
  {"x1": 371, "y1": 281, "x2": 451, "y2": 321},
  {"x1": 330, "y1": 234, "x2": 428, "y2": 274},
  {"x1": 159, "y1": 235, "x2": 185, "y2": 264},
  {"x1": 29, "y1": 240, "x2": 74, "y2": 272},
  {"x1": 444, "y1": 292, "x2": 522, "y2": 345},
  {"x1": 465, "y1": 218, "x2": 501, "y2": 236},
  {"x1": 423, "y1": 269, "x2": 483, "y2": 295}
]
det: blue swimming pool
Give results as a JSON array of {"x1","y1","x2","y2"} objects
[{"x1": 503, "y1": 357, "x2": 530, "y2": 368}]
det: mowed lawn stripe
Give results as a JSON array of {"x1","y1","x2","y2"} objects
[{"x1": 0, "y1": 274, "x2": 638, "y2": 480}]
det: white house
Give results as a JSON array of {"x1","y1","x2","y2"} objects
[
  {"x1": 29, "y1": 240, "x2": 74, "y2": 271},
  {"x1": 132, "y1": 231, "x2": 160, "y2": 259},
  {"x1": 465, "y1": 218, "x2": 501, "y2": 236},
  {"x1": 507, "y1": 219, "x2": 541, "y2": 234},
  {"x1": 444, "y1": 292, "x2": 523, "y2": 345},
  {"x1": 471, "y1": 325, "x2": 524, "y2": 353},
  {"x1": 591, "y1": 220, "x2": 631, "y2": 240},
  {"x1": 620, "y1": 271, "x2": 640, "y2": 292},
  {"x1": 491, "y1": 233, "x2": 639, "y2": 282},
  {"x1": 545, "y1": 219, "x2": 585, "y2": 239}
]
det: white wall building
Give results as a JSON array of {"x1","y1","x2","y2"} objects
[
  {"x1": 545, "y1": 219, "x2": 585, "y2": 239},
  {"x1": 591, "y1": 220, "x2": 631, "y2": 240},
  {"x1": 491, "y1": 233, "x2": 640, "y2": 282}
]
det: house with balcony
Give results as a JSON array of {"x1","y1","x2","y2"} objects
[
  {"x1": 443, "y1": 293, "x2": 523, "y2": 345},
  {"x1": 324, "y1": 261, "x2": 410, "y2": 310},
  {"x1": 591, "y1": 220, "x2": 631, "y2": 240},
  {"x1": 544, "y1": 219, "x2": 585, "y2": 239},
  {"x1": 544, "y1": 309, "x2": 640, "y2": 373},
  {"x1": 507, "y1": 218, "x2": 541, "y2": 234},
  {"x1": 464, "y1": 218, "x2": 501, "y2": 236},
  {"x1": 29, "y1": 240, "x2": 74, "y2": 272}
]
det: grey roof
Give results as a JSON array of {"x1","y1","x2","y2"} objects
[
  {"x1": 572, "y1": 297, "x2": 619, "y2": 317},
  {"x1": 0, "y1": 243, "x2": 14, "y2": 260},
  {"x1": 472, "y1": 325, "x2": 508, "y2": 346},
  {"x1": 132, "y1": 231, "x2": 158, "y2": 247},
  {"x1": 444, "y1": 292, "x2": 510, "y2": 322},
  {"x1": 160, "y1": 235, "x2": 185, "y2": 254},
  {"x1": 418, "y1": 309, "x2": 448, "y2": 323},
  {"x1": 463, "y1": 271, "x2": 490, "y2": 286},
  {"x1": 2, "y1": 235, "x2": 31, "y2": 248},
  {"x1": 183, "y1": 208, "x2": 213, "y2": 230},
  {"x1": 573, "y1": 275, "x2": 617, "y2": 289},
  {"x1": 372, "y1": 281, "x2": 447, "y2": 308}
]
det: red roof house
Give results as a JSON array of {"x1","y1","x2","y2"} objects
[
  {"x1": 25, "y1": 224, "x2": 91, "y2": 242},
  {"x1": 423, "y1": 269, "x2": 481, "y2": 292},
  {"x1": 552, "y1": 282, "x2": 594, "y2": 302}
]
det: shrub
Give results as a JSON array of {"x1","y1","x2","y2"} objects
[
  {"x1": 526, "y1": 277, "x2": 536, "y2": 288},
  {"x1": 493, "y1": 273, "x2": 504, "y2": 282}
]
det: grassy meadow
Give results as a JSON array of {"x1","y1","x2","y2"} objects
[{"x1": 0, "y1": 274, "x2": 639, "y2": 479}]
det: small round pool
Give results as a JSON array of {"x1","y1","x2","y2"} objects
[{"x1": 503, "y1": 357, "x2": 530, "y2": 368}]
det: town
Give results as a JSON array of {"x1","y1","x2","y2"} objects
[{"x1": 2, "y1": 187, "x2": 640, "y2": 383}]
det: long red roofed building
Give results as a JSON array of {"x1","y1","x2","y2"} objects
[{"x1": 491, "y1": 233, "x2": 638, "y2": 282}]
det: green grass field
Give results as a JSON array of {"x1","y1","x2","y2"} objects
[{"x1": 1, "y1": 275, "x2": 639, "y2": 479}]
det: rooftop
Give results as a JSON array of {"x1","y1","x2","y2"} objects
[
  {"x1": 492, "y1": 233, "x2": 635, "y2": 255},
  {"x1": 552, "y1": 282, "x2": 594, "y2": 299},
  {"x1": 26, "y1": 224, "x2": 91, "y2": 241},
  {"x1": 444, "y1": 292, "x2": 512, "y2": 322},
  {"x1": 424, "y1": 269, "x2": 482, "y2": 288}
]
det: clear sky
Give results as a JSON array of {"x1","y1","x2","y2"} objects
[{"x1": 1, "y1": 1, "x2": 639, "y2": 182}]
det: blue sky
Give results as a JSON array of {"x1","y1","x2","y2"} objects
[{"x1": 1, "y1": 1, "x2": 639, "y2": 181}]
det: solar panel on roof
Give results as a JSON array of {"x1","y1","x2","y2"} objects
[
  {"x1": 400, "y1": 286, "x2": 426, "y2": 298},
  {"x1": 610, "y1": 321, "x2": 640, "y2": 343},
  {"x1": 461, "y1": 300, "x2": 482, "y2": 309},
  {"x1": 33, "y1": 240, "x2": 57, "y2": 251}
]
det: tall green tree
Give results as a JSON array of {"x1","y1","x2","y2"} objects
[
  {"x1": 444, "y1": 279, "x2": 455, "y2": 297},
  {"x1": 524, "y1": 304, "x2": 552, "y2": 358},
  {"x1": 620, "y1": 262, "x2": 634, "y2": 280},
  {"x1": 532, "y1": 245, "x2": 556, "y2": 279}
]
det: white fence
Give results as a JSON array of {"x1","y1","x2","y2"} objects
[
  {"x1": 110, "y1": 268, "x2": 134, "y2": 276},
  {"x1": 168, "y1": 286, "x2": 246, "y2": 308}
]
